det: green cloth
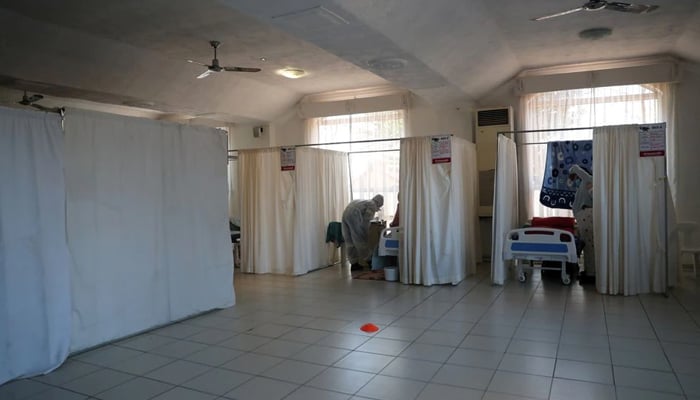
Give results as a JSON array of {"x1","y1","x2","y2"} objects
[{"x1": 325, "y1": 222, "x2": 344, "y2": 247}]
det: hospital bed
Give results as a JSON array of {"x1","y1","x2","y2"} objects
[{"x1": 503, "y1": 227, "x2": 577, "y2": 285}]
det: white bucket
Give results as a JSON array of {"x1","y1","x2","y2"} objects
[{"x1": 385, "y1": 266, "x2": 398, "y2": 282}]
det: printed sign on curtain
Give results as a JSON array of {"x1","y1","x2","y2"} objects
[
  {"x1": 431, "y1": 135, "x2": 451, "y2": 164},
  {"x1": 280, "y1": 146, "x2": 296, "y2": 171},
  {"x1": 639, "y1": 123, "x2": 666, "y2": 157}
]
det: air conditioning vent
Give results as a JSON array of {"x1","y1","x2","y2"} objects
[{"x1": 477, "y1": 108, "x2": 510, "y2": 127}]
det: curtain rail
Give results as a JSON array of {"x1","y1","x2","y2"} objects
[
  {"x1": 498, "y1": 126, "x2": 598, "y2": 135},
  {"x1": 228, "y1": 137, "x2": 402, "y2": 153}
]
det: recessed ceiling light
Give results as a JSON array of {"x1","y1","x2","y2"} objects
[
  {"x1": 579, "y1": 27, "x2": 613, "y2": 40},
  {"x1": 259, "y1": 57, "x2": 267, "y2": 62},
  {"x1": 367, "y1": 57, "x2": 407, "y2": 70},
  {"x1": 277, "y1": 68, "x2": 307, "y2": 79}
]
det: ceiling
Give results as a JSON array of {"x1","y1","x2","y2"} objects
[{"x1": 0, "y1": 0, "x2": 698, "y2": 125}]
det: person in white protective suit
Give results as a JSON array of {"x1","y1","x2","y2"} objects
[
  {"x1": 341, "y1": 194, "x2": 384, "y2": 270},
  {"x1": 569, "y1": 164, "x2": 595, "y2": 281}
]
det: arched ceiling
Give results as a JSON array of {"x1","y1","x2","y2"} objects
[{"x1": 0, "y1": 0, "x2": 698, "y2": 124}]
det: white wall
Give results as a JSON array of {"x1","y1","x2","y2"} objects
[{"x1": 227, "y1": 123, "x2": 271, "y2": 150}]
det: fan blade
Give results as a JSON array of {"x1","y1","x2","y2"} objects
[
  {"x1": 196, "y1": 70, "x2": 213, "y2": 79},
  {"x1": 532, "y1": 7, "x2": 584, "y2": 21},
  {"x1": 605, "y1": 2, "x2": 659, "y2": 13},
  {"x1": 187, "y1": 59, "x2": 208, "y2": 66},
  {"x1": 223, "y1": 66, "x2": 261, "y2": 73}
]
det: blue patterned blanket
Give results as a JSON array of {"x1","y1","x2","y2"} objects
[{"x1": 540, "y1": 140, "x2": 593, "y2": 210}]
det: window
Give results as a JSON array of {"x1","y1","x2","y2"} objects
[
  {"x1": 521, "y1": 83, "x2": 670, "y2": 219},
  {"x1": 306, "y1": 109, "x2": 406, "y2": 221}
]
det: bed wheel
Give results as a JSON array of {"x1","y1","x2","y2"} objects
[
  {"x1": 518, "y1": 272, "x2": 528, "y2": 283},
  {"x1": 561, "y1": 275, "x2": 572, "y2": 285}
]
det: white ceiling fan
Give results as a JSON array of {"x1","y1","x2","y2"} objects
[
  {"x1": 532, "y1": 1, "x2": 659, "y2": 21},
  {"x1": 187, "y1": 41, "x2": 261, "y2": 79}
]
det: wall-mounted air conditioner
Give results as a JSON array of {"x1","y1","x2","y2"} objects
[{"x1": 475, "y1": 106, "x2": 513, "y2": 217}]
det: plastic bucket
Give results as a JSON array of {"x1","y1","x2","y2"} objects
[{"x1": 384, "y1": 266, "x2": 398, "y2": 281}]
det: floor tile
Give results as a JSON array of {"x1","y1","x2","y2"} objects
[
  {"x1": 75, "y1": 346, "x2": 144, "y2": 367},
  {"x1": 614, "y1": 366, "x2": 682, "y2": 394},
  {"x1": 611, "y1": 348, "x2": 672, "y2": 371},
  {"x1": 415, "y1": 329, "x2": 467, "y2": 347},
  {"x1": 253, "y1": 339, "x2": 308, "y2": 358},
  {"x1": 334, "y1": 352, "x2": 394, "y2": 373},
  {"x1": 481, "y1": 392, "x2": 539, "y2": 400},
  {"x1": 471, "y1": 323, "x2": 517, "y2": 338},
  {"x1": 399, "y1": 343, "x2": 455, "y2": 363},
  {"x1": 290, "y1": 345, "x2": 352, "y2": 365},
  {"x1": 487, "y1": 371, "x2": 552, "y2": 399},
  {"x1": 556, "y1": 343, "x2": 611, "y2": 364},
  {"x1": 460, "y1": 335, "x2": 510, "y2": 352},
  {"x1": 506, "y1": 339, "x2": 557, "y2": 358},
  {"x1": 498, "y1": 353, "x2": 555, "y2": 377},
  {"x1": 280, "y1": 328, "x2": 331, "y2": 344},
  {"x1": 306, "y1": 318, "x2": 354, "y2": 332},
  {"x1": 95, "y1": 377, "x2": 172, "y2": 400},
  {"x1": 616, "y1": 386, "x2": 686, "y2": 400},
  {"x1": 447, "y1": 348, "x2": 504, "y2": 369},
  {"x1": 317, "y1": 333, "x2": 370, "y2": 350},
  {"x1": 549, "y1": 378, "x2": 615, "y2": 400},
  {"x1": 151, "y1": 323, "x2": 204, "y2": 339},
  {"x1": 554, "y1": 359, "x2": 613, "y2": 384},
  {"x1": 148, "y1": 340, "x2": 208, "y2": 359},
  {"x1": 150, "y1": 387, "x2": 216, "y2": 400},
  {"x1": 110, "y1": 352, "x2": 175, "y2": 375},
  {"x1": 379, "y1": 357, "x2": 442, "y2": 381},
  {"x1": 24, "y1": 387, "x2": 88, "y2": 400},
  {"x1": 307, "y1": 367, "x2": 375, "y2": 394},
  {"x1": 559, "y1": 332, "x2": 609, "y2": 348},
  {"x1": 0, "y1": 379, "x2": 53, "y2": 400},
  {"x1": 181, "y1": 367, "x2": 252, "y2": 395},
  {"x1": 431, "y1": 364, "x2": 494, "y2": 390},
  {"x1": 246, "y1": 323, "x2": 296, "y2": 338},
  {"x1": 678, "y1": 373, "x2": 700, "y2": 396},
  {"x1": 184, "y1": 328, "x2": 237, "y2": 345},
  {"x1": 416, "y1": 383, "x2": 483, "y2": 400},
  {"x1": 182, "y1": 345, "x2": 243, "y2": 367},
  {"x1": 62, "y1": 369, "x2": 134, "y2": 396},
  {"x1": 356, "y1": 338, "x2": 411, "y2": 356},
  {"x1": 356, "y1": 375, "x2": 426, "y2": 400},
  {"x1": 375, "y1": 326, "x2": 424, "y2": 341},
  {"x1": 218, "y1": 333, "x2": 271, "y2": 351},
  {"x1": 220, "y1": 352, "x2": 284, "y2": 374},
  {"x1": 144, "y1": 360, "x2": 210, "y2": 385},
  {"x1": 33, "y1": 360, "x2": 100, "y2": 385},
  {"x1": 514, "y1": 327, "x2": 561, "y2": 344},
  {"x1": 283, "y1": 386, "x2": 351, "y2": 400},
  {"x1": 430, "y1": 319, "x2": 475, "y2": 333},
  {"x1": 261, "y1": 360, "x2": 327, "y2": 384},
  {"x1": 117, "y1": 334, "x2": 176, "y2": 352}
]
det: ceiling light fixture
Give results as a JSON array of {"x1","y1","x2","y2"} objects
[
  {"x1": 259, "y1": 57, "x2": 267, "y2": 62},
  {"x1": 579, "y1": 27, "x2": 613, "y2": 40},
  {"x1": 277, "y1": 67, "x2": 307, "y2": 79}
]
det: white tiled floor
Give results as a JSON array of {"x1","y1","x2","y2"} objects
[{"x1": 3, "y1": 265, "x2": 700, "y2": 400}]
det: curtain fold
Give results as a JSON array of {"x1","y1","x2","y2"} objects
[
  {"x1": 399, "y1": 137, "x2": 478, "y2": 286},
  {"x1": 64, "y1": 109, "x2": 233, "y2": 351},
  {"x1": 0, "y1": 107, "x2": 71, "y2": 384},
  {"x1": 491, "y1": 135, "x2": 519, "y2": 285},
  {"x1": 239, "y1": 147, "x2": 349, "y2": 275},
  {"x1": 593, "y1": 124, "x2": 668, "y2": 295}
]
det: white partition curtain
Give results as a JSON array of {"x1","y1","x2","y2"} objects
[
  {"x1": 64, "y1": 109, "x2": 234, "y2": 351},
  {"x1": 294, "y1": 148, "x2": 350, "y2": 268},
  {"x1": 491, "y1": 135, "x2": 519, "y2": 285},
  {"x1": 399, "y1": 136, "x2": 478, "y2": 286},
  {"x1": 593, "y1": 124, "x2": 670, "y2": 295},
  {"x1": 0, "y1": 107, "x2": 72, "y2": 384},
  {"x1": 239, "y1": 147, "x2": 349, "y2": 275}
]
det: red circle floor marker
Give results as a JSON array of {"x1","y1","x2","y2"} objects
[{"x1": 360, "y1": 323, "x2": 379, "y2": 333}]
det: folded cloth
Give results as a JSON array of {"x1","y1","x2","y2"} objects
[
  {"x1": 540, "y1": 140, "x2": 593, "y2": 210},
  {"x1": 325, "y1": 221, "x2": 344, "y2": 247}
]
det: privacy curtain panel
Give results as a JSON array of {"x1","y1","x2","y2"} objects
[
  {"x1": 238, "y1": 147, "x2": 349, "y2": 275},
  {"x1": 0, "y1": 107, "x2": 71, "y2": 385},
  {"x1": 593, "y1": 124, "x2": 669, "y2": 295},
  {"x1": 491, "y1": 135, "x2": 519, "y2": 285},
  {"x1": 399, "y1": 136, "x2": 478, "y2": 286},
  {"x1": 64, "y1": 109, "x2": 234, "y2": 351}
]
